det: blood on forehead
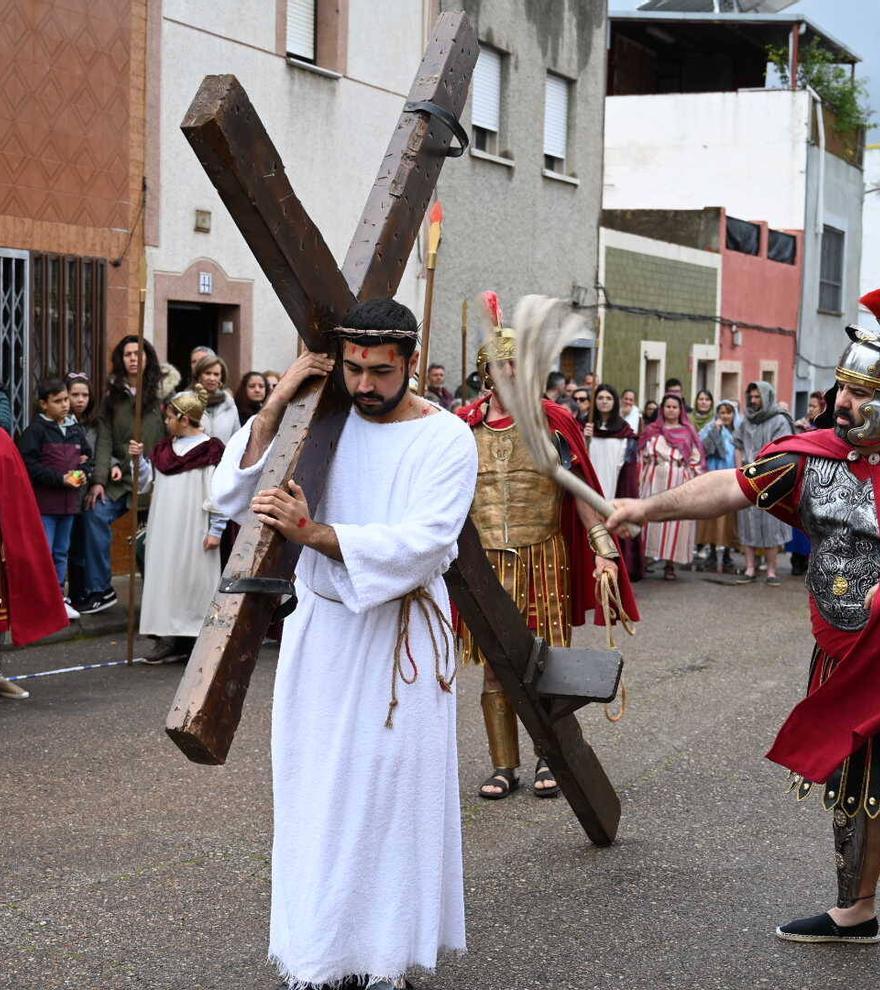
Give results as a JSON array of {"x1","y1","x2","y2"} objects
[{"x1": 341, "y1": 340, "x2": 402, "y2": 365}]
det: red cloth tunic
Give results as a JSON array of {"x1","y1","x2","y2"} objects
[
  {"x1": 735, "y1": 429, "x2": 880, "y2": 781},
  {"x1": 0, "y1": 429, "x2": 68, "y2": 645},
  {"x1": 458, "y1": 395, "x2": 639, "y2": 628}
]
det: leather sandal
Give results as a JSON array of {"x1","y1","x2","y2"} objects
[
  {"x1": 533, "y1": 757, "x2": 560, "y2": 798},
  {"x1": 479, "y1": 767, "x2": 519, "y2": 800}
]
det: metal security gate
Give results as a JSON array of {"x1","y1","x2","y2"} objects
[
  {"x1": 0, "y1": 249, "x2": 29, "y2": 436},
  {"x1": 31, "y1": 252, "x2": 107, "y2": 408}
]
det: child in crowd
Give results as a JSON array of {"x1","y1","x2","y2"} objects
[
  {"x1": 698, "y1": 399, "x2": 741, "y2": 573},
  {"x1": 18, "y1": 379, "x2": 92, "y2": 619},
  {"x1": 130, "y1": 387, "x2": 227, "y2": 664},
  {"x1": 65, "y1": 372, "x2": 100, "y2": 609}
]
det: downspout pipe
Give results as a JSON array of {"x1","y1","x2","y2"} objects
[{"x1": 807, "y1": 84, "x2": 825, "y2": 236}]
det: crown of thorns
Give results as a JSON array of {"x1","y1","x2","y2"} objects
[{"x1": 332, "y1": 325, "x2": 421, "y2": 340}]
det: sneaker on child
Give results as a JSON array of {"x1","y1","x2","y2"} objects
[{"x1": 77, "y1": 589, "x2": 118, "y2": 615}]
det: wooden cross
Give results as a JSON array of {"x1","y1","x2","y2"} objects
[{"x1": 166, "y1": 12, "x2": 624, "y2": 846}]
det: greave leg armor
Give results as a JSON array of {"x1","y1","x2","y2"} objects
[
  {"x1": 834, "y1": 808, "x2": 868, "y2": 908},
  {"x1": 481, "y1": 690, "x2": 520, "y2": 770}
]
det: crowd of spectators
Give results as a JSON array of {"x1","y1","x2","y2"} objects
[
  {"x1": 0, "y1": 337, "x2": 826, "y2": 670},
  {"x1": 0, "y1": 341, "x2": 277, "y2": 636},
  {"x1": 543, "y1": 371, "x2": 820, "y2": 585}
]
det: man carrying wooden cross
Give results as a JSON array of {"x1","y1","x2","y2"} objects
[{"x1": 212, "y1": 297, "x2": 477, "y2": 989}]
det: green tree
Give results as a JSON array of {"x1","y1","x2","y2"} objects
[{"x1": 766, "y1": 39, "x2": 871, "y2": 135}]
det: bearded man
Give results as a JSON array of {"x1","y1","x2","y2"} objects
[
  {"x1": 212, "y1": 298, "x2": 477, "y2": 989},
  {"x1": 457, "y1": 294, "x2": 638, "y2": 801},
  {"x1": 608, "y1": 300, "x2": 880, "y2": 945}
]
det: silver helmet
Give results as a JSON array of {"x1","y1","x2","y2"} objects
[{"x1": 835, "y1": 324, "x2": 880, "y2": 446}]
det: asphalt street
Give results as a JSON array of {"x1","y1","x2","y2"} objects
[{"x1": 2, "y1": 567, "x2": 877, "y2": 990}]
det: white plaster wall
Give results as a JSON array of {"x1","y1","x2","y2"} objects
[
  {"x1": 163, "y1": 0, "x2": 276, "y2": 55},
  {"x1": 346, "y1": 0, "x2": 424, "y2": 96},
  {"x1": 861, "y1": 146, "x2": 880, "y2": 302},
  {"x1": 604, "y1": 89, "x2": 811, "y2": 229},
  {"x1": 149, "y1": 3, "x2": 424, "y2": 372}
]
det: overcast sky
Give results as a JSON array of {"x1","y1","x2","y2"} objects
[{"x1": 609, "y1": 0, "x2": 880, "y2": 140}]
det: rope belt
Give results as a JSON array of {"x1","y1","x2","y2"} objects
[
  {"x1": 302, "y1": 582, "x2": 456, "y2": 729},
  {"x1": 387, "y1": 587, "x2": 457, "y2": 729},
  {"x1": 596, "y1": 569, "x2": 636, "y2": 723}
]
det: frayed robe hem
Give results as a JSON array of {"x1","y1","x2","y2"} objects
[{"x1": 269, "y1": 944, "x2": 467, "y2": 989}]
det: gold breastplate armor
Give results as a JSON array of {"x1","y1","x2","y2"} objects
[{"x1": 471, "y1": 421, "x2": 562, "y2": 549}]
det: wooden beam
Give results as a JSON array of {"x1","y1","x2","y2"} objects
[
  {"x1": 343, "y1": 13, "x2": 478, "y2": 299},
  {"x1": 181, "y1": 74, "x2": 354, "y2": 349}
]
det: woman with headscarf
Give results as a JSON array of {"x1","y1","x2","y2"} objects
[
  {"x1": 697, "y1": 399, "x2": 741, "y2": 573},
  {"x1": 691, "y1": 389, "x2": 715, "y2": 434},
  {"x1": 733, "y1": 380, "x2": 794, "y2": 586},
  {"x1": 586, "y1": 383, "x2": 643, "y2": 580},
  {"x1": 638, "y1": 392, "x2": 705, "y2": 580}
]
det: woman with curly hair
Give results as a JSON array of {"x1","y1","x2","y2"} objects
[{"x1": 76, "y1": 336, "x2": 166, "y2": 615}]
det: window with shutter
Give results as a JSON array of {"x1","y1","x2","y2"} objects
[
  {"x1": 472, "y1": 45, "x2": 502, "y2": 155},
  {"x1": 819, "y1": 225, "x2": 844, "y2": 313},
  {"x1": 287, "y1": 0, "x2": 316, "y2": 63},
  {"x1": 544, "y1": 73, "x2": 569, "y2": 172}
]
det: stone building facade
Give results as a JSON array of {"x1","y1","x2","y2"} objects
[{"x1": 432, "y1": 0, "x2": 607, "y2": 390}]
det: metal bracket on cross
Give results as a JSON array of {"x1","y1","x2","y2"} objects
[{"x1": 165, "y1": 11, "x2": 625, "y2": 847}]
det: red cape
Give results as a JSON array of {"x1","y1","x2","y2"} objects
[
  {"x1": 0, "y1": 429, "x2": 68, "y2": 645},
  {"x1": 458, "y1": 395, "x2": 639, "y2": 628},
  {"x1": 750, "y1": 431, "x2": 880, "y2": 781}
]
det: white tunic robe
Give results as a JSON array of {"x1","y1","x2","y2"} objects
[
  {"x1": 139, "y1": 434, "x2": 223, "y2": 638},
  {"x1": 212, "y1": 408, "x2": 478, "y2": 988}
]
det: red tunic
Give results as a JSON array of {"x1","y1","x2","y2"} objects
[
  {"x1": 458, "y1": 394, "x2": 639, "y2": 629},
  {"x1": 735, "y1": 429, "x2": 880, "y2": 781},
  {"x1": 0, "y1": 429, "x2": 68, "y2": 645}
]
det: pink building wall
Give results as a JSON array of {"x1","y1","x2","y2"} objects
[{"x1": 719, "y1": 211, "x2": 802, "y2": 407}]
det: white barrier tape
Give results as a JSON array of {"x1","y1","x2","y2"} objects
[{"x1": 7, "y1": 658, "x2": 146, "y2": 682}]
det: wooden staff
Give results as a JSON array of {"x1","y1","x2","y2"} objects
[
  {"x1": 416, "y1": 200, "x2": 443, "y2": 396},
  {"x1": 586, "y1": 374, "x2": 596, "y2": 449},
  {"x1": 126, "y1": 256, "x2": 147, "y2": 665},
  {"x1": 460, "y1": 298, "x2": 468, "y2": 401}
]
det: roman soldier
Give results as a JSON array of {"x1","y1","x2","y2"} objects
[
  {"x1": 0, "y1": 428, "x2": 69, "y2": 698},
  {"x1": 457, "y1": 292, "x2": 638, "y2": 800},
  {"x1": 607, "y1": 289, "x2": 880, "y2": 943}
]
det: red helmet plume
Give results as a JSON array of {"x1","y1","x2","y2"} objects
[
  {"x1": 481, "y1": 290, "x2": 503, "y2": 328},
  {"x1": 860, "y1": 289, "x2": 880, "y2": 322}
]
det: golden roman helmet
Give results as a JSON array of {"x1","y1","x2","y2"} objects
[
  {"x1": 168, "y1": 386, "x2": 208, "y2": 424},
  {"x1": 476, "y1": 290, "x2": 517, "y2": 387}
]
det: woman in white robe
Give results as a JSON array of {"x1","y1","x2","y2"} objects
[{"x1": 213, "y1": 401, "x2": 477, "y2": 989}]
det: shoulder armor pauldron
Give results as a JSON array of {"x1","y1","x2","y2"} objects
[{"x1": 741, "y1": 451, "x2": 800, "y2": 509}]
